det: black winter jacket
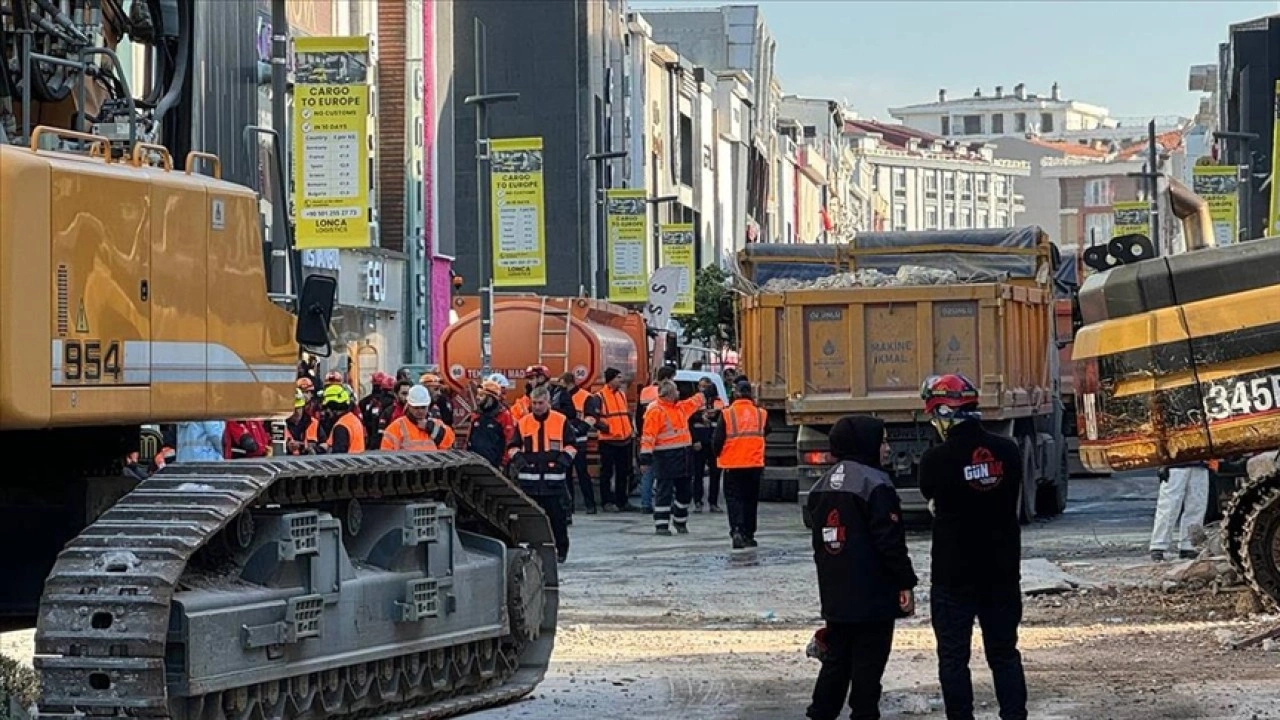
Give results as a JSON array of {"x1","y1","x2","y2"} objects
[
  {"x1": 918, "y1": 421, "x2": 1023, "y2": 588},
  {"x1": 807, "y1": 459, "x2": 918, "y2": 623},
  {"x1": 467, "y1": 407, "x2": 508, "y2": 469}
]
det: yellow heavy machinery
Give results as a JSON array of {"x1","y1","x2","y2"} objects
[
  {"x1": 1073, "y1": 235, "x2": 1280, "y2": 608},
  {"x1": 1, "y1": 1, "x2": 557, "y2": 718}
]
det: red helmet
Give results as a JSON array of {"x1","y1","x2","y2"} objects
[
  {"x1": 525, "y1": 364, "x2": 550, "y2": 379},
  {"x1": 323, "y1": 370, "x2": 345, "y2": 387},
  {"x1": 371, "y1": 371, "x2": 394, "y2": 391},
  {"x1": 921, "y1": 374, "x2": 979, "y2": 415}
]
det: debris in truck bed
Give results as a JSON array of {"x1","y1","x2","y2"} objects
[{"x1": 758, "y1": 265, "x2": 1004, "y2": 292}]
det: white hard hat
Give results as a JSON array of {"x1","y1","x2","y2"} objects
[
  {"x1": 487, "y1": 373, "x2": 511, "y2": 389},
  {"x1": 406, "y1": 384, "x2": 432, "y2": 408}
]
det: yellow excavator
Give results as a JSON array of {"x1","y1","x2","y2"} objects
[
  {"x1": 1073, "y1": 232, "x2": 1280, "y2": 609},
  {"x1": 1, "y1": 1, "x2": 557, "y2": 717}
]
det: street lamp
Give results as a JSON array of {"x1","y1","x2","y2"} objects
[
  {"x1": 647, "y1": 194, "x2": 679, "y2": 267},
  {"x1": 463, "y1": 17, "x2": 519, "y2": 377},
  {"x1": 585, "y1": 150, "x2": 629, "y2": 299}
]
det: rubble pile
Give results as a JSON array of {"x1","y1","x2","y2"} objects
[{"x1": 760, "y1": 265, "x2": 972, "y2": 292}]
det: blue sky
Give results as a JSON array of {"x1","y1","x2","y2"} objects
[{"x1": 629, "y1": 1, "x2": 1280, "y2": 121}]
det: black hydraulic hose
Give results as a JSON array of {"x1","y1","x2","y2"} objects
[{"x1": 150, "y1": 0, "x2": 188, "y2": 131}]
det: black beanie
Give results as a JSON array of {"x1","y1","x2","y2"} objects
[
  {"x1": 604, "y1": 367, "x2": 621, "y2": 382},
  {"x1": 828, "y1": 415, "x2": 887, "y2": 469}
]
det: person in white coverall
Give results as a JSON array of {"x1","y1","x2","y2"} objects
[{"x1": 1149, "y1": 461, "x2": 1210, "y2": 561}]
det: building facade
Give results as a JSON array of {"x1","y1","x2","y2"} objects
[{"x1": 889, "y1": 83, "x2": 1113, "y2": 141}]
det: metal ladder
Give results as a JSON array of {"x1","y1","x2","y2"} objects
[{"x1": 537, "y1": 297, "x2": 573, "y2": 377}]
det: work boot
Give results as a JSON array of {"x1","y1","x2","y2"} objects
[
  {"x1": 603, "y1": 503, "x2": 618, "y2": 513},
  {"x1": 675, "y1": 524, "x2": 689, "y2": 534},
  {"x1": 566, "y1": 515, "x2": 573, "y2": 526},
  {"x1": 731, "y1": 533, "x2": 746, "y2": 550},
  {"x1": 1179, "y1": 549, "x2": 1198, "y2": 560},
  {"x1": 655, "y1": 527, "x2": 672, "y2": 536},
  {"x1": 557, "y1": 550, "x2": 568, "y2": 564},
  {"x1": 745, "y1": 536, "x2": 758, "y2": 548},
  {"x1": 1150, "y1": 549, "x2": 1165, "y2": 562},
  {"x1": 619, "y1": 503, "x2": 637, "y2": 513},
  {"x1": 709, "y1": 504, "x2": 722, "y2": 513},
  {"x1": 694, "y1": 502, "x2": 704, "y2": 513},
  {"x1": 586, "y1": 506, "x2": 598, "y2": 515}
]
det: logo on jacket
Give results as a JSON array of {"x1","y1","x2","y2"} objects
[
  {"x1": 829, "y1": 464, "x2": 845, "y2": 490},
  {"x1": 822, "y1": 509, "x2": 846, "y2": 554},
  {"x1": 963, "y1": 447, "x2": 1004, "y2": 491}
]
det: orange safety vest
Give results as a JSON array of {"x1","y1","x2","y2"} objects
[
  {"x1": 639, "y1": 384, "x2": 660, "y2": 405},
  {"x1": 717, "y1": 400, "x2": 768, "y2": 469},
  {"x1": 571, "y1": 388, "x2": 590, "y2": 413},
  {"x1": 595, "y1": 386, "x2": 634, "y2": 441},
  {"x1": 512, "y1": 411, "x2": 575, "y2": 485},
  {"x1": 511, "y1": 395, "x2": 532, "y2": 422},
  {"x1": 640, "y1": 400, "x2": 694, "y2": 455},
  {"x1": 381, "y1": 415, "x2": 456, "y2": 452},
  {"x1": 326, "y1": 412, "x2": 367, "y2": 453}
]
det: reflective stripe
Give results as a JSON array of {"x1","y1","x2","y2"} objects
[{"x1": 518, "y1": 472, "x2": 567, "y2": 481}]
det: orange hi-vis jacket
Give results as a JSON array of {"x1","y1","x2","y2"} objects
[
  {"x1": 511, "y1": 395, "x2": 533, "y2": 422},
  {"x1": 639, "y1": 384, "x2": 660, "y2": 406},
  {"x1": 510, "y1": 410, "x2": 576, "y2": 491},
  {"x1": 327, "y1": 413, "x2": 366, "y2": 453},
  {"x1": 640, "y1": 399, "x2": 694, "y2": 479},
  {"x1": 594, "y1": 385, "x2": 634, "y2": 442},
  {"x1": 717, "y1": 400, "x2": 768, "y2": 469},
  {"x1": 381, "y1": 415, "x2": 456, "y2": 452}
]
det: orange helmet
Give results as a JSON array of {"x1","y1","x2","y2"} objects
[
  {"x1": 323, "y1": 370, "x2": 345, "y2": 387},
  {"x1": 296, "y1": 377, "x2": 314, "y2": 392},
  {"x1": 479, "y1": 380, "x2": 504, "y2": 397},
  {"x1": 420, "y1": 373, "x2": 442, "y2": 386}
]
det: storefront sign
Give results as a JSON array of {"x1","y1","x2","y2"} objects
[
  {"x1": 1112, "y1": 201, "x2": 1150, "y2": 238},
  {"x1": 1192, "y1": 164, "x2": 1240, "y2": 246},
  {"x1": 606, "y1": 188, "x2": 647, "y2": 302},
  {"x1": 302, "y1": 248, "x2": 341, "y2": 270},
  {"x1": 659, "y1": 223, "x2": 696, "y2": 316},
  {"x1": 490, "y1": 137, "x2": 547, "y2": 287},
  {"x1": 292, "y1": 35, "x2": 371, "y2": 249}
]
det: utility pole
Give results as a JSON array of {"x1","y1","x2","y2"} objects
[
  {"x1": 1215, "y1": 130, "x2": 1260, "y2": 242},
  {"x1": 1126, "y1": 119, "x2": 1162, "y2": 255},
  {"x1": 585, "y1": 150, "x2": 628, "y2": 298},
  {"x1": 270, "y1": 0, "x2": 292, "y2": 294},
  {"x1": 463, "y1": 18, "x2": 519, "y2": 377}
]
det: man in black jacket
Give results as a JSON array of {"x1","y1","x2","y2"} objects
[
  {"x1": 806, "y1": 415, "x2": 917, "y2": 720},
  {"x1": 918, "y1": 374, "x2": 1027, "y2": 720}
]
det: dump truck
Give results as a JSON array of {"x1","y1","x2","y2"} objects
[
  {"x1": 1073, "y1": 234, "x2": 1280, "y2": 608},
  {"x1": 0, "y1": 2, "x2": 559, "y2": 717},
  {"x1": 737, "y1": 228, "x2": 1069, "y2": 523}
]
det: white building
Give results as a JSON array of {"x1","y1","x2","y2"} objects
[
  {"x1": 845, "y1": 120, "x2": 1031, "y2": 232},
  {"x1": 888, "y1": 83, "x2": 1114, "y2": 141}
]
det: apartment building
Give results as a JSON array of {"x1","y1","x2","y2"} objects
[
  {"x1": 888, "y1": 83, "x2": 1113, "y2": 141},
  {"x1": 844, "y1": 120, "x2": 1031, "y2": 232}
]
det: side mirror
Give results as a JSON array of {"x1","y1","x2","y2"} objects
[{"x1": 296, "y1": 274, "x2": 337, "y2": 357}]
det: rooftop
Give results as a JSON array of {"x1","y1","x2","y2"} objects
[
  {"x1": 888, "y1": 83, "x2": 1110, "y2": 119},
  {"x1": 1026, "y1": 138, "x2": 1111, "y2": 159}
]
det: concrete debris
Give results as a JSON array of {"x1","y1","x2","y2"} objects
[
  {"x1": 1165, "y1": 557, "x2": 1234, "y2": 584},
  {"x1": 760, "y1": 265, "x2": 971, "y2": 292},
  {"x1": 1021, "y1": 558, "x2": 1089, "y2": 595},
  {"x1": 1247, "y1": 451, "x2": 1280, "y2": 482},
  {"x1": 1262, "y1": 638, "x2": 1279, "y2": 653}
]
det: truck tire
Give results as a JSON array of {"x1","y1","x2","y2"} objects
[{"x1": 1019, "y1": 434, "x2": 1037, "y2": 524}]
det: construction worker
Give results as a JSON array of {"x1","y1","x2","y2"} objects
[
  {"x1": 224, "y1": 420, "x2": 271, "y2": 459},
  {"x1": 714, "y1": 381, "x2": 768, "y2": 548},
  {"x1": 297, "y1": 376, "x2": 321, "y2": 419},
  {"x1": 637, "y1": 365, "x2": 678, "y2": 513},
  {"x1": 321, "y1": 384, "x2": 366, "y2": 454},
  {"x1": 805, "y1": 415, "x2": 917, "y2": 720},
  {"x1": 359, "y1": 371, "x2": 398, "y2": 448},
  {"x1": 286, "y1": 389, "x2": 325, "y2": 455},
  {"x1": 512, "y1": 365, "x2": 551, "y2": 422},
  {"x1": 469, "y1": 379, "x2": 514, "y2": 468},
  {"x1": 381, "y1": 385, "x2": 456, "y2": 451},
  {"x1": 917, "y1": 374, "x2": 1027, "y2": 720},
  {"x1": 594, "y1": 367, "x2": 636, "y2": 512},
  {"x1": 1150, "y1": 460, "x2": 1211, "y2": 561},
  {"x1": 639, "y1": 380, "x2": 695, "y2": 535},
  {"x1": 691, "y1": 377, "x2": 726, "y2": 513},
  {"x1": 419, "y1": 373, "x2": 454, "y2": 425},
  {"x1": 507, "y1": 386, "x2": 574, "y2": 562},
  {"x1": 551, "y1": 372, "x2": 598, "y2": 515}
]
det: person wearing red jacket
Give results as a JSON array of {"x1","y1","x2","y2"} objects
[
  {"x1": 224, "y1": 420, "x2": 271, "y2": 459},
  {"x1": 389, "y1": 379, "x2": 412, "y2": 423}
]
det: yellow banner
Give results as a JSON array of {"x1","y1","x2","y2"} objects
[
  {"x1": 1270, "y1": 79, "x2": 1280, "y2": 237},
  {"x1": 490, "y1": 137, "x2": 547, "y2": 287},
  {"x1": 292, "y1": 36, "x2": 371, "y2": 249},
  {"x1": 1192, "y1": 164, "x2": 1240, "y2": 246},
  {"x1": 659, "y1": 223, "x2": 696, "y2": 316},
  {"x1": 1112, "y1": 201, "x2": 1150, "y2": 238},
  {"x1": 606, "y1": 189, "x2": 648, "y2": 302}
]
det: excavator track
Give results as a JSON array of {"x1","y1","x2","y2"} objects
[
  {"x1": 1222, "y1": 471, "x2": 1280, "y2": 611},
  {"x1": 33, "y1": 451, "x2": 559, "y2": 720}
]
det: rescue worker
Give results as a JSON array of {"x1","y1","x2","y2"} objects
[
  {"x1": 805, "y1": 415, "x2": 917, "y2": 720},
  {"x1": 286, "y1": 389, "x2": 325, "y2": 455},
  {"x1": 176, "y1": 421, "x2": 226, "y2": 462},
  {"x1": 359, "y1": 371, "x2": 397, "y2": 448},
  {"x1": 469, "y1": 379, "x2": 515, "y2": 468},
  {"x1": 691, "y1": 377, "x2": 726, "y2": 513},
  {"x1": 512, "y1": 365, "x2": 551, "y2": 422},
  {"x1": 297, "y1": 376, "x2": 321, "y2": 419},
  {"x1": 1149, "y1": 460, "x2": 1211, "y2": 561},
  {"x1": 714, "y1": 381, "x2": 768, "y2": 548},
  {"x1": 419, "y1": 373, "x2": 453, "y2": 424},
  {"x1": 381, "y1": 385, "x2": 456, "y2": 451},
  {"x1": 507, "y1": 386, "x2": 574, "y2": 562},
  {"x1": 917, "y1": 374, "x2": 1027, "y2": 720},
  {"x1": 594, "y1": 367, "x2": 636, "y2": 512},
  {"x1": 388, "y1": 379, "x2": 413, "y2": 423},
  {"x1": 224, "y1": 420, "x2": 271, "y2": 459},
  {"x1": 320, "y1": 384, "x2": 366, "y2": 454},
  {"x1": 639, "y1": 380, "x2": 695, "y2": 535},
  {"x1": 552, "y1": 372, "x2": 598, "y2": 514},
  {"x1": 637, "y1": 365, "x2": 678, "y2": 513}
]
